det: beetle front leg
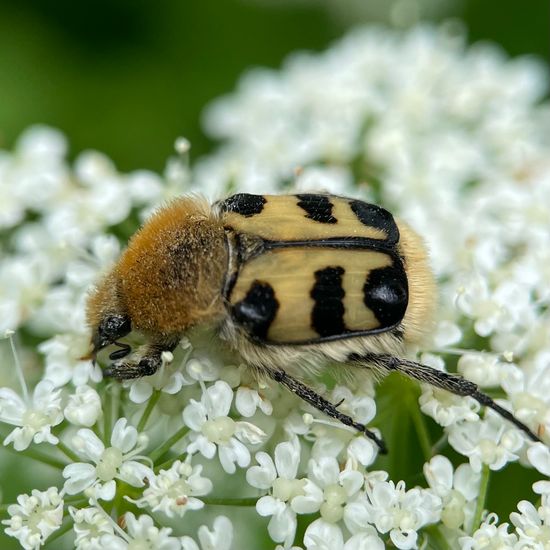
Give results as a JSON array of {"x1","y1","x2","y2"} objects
[{"x1": 104, "y1": 337, "x2": 180, "y2": 380}]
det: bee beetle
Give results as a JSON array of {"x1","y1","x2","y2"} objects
[{"x1": 87, "y1": 193, "x2": 541, "y2": 452}]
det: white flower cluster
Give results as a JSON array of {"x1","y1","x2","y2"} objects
[{"x1": 1, "y1": 23, "x2": 550, "y2": 550}]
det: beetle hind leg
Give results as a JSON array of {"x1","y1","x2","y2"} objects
[
  {"x1": 348, "y1": 352, "x2": 542, "y2": 444},
  {"x1": 268, "y1": 368, "x2": 387, "y2": 454}
]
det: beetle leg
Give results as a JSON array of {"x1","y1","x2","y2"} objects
[
  {"x1": 104, "y1": 337, "x2": 180, "y2": 380},
  {"x1": 268, "y1": 368, "x2": 387, "y2": 454},
  {"x1": 104, "y1": 354, "x2": 162, "y2": 380},
  {"x1": 348, "y1": 352, "x2": 542, "y2": 444}
]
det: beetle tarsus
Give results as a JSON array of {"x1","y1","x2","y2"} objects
[{"x1": 104, "y1": 355, "x2": 162, "y2": 380}]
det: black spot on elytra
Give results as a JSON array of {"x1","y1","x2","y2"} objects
[
  {"x1": 310, "y1": 266, "x2": 346, "y2": 337},
  {"x1": 349, "y1": 200, "x2": 399, "y2": 244},
  {"x1": 296, "y1": 194, "x2": 337, "y2": 224},
  {"x1": 363, "y1": 264, "x2": 408, "y2": 328},
  {"x1": 220, "y1": 194, "x2": 266, "y2": 217},
  {"x1": 232, "y1": 281, "x2": 279, "y2": 340}
]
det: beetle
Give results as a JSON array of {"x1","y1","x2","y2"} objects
[{"x1": 87, "y1": 193, "x2": 541, "y2": 452}]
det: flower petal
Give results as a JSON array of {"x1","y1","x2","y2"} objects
[
  {"x1": 129, "y1": 380, "x2": 153, "y2": 404},
  {"x1": 198, "y1": 515, "x2": 233, "y2": 550},
  {"x1": 304, "y1": 519, "x2": 343, "y2": 550},
  {"x1": 275, "y1": 437, "x2": 300, "y2": 479},
  {"x1": 527, "y1": 442, "x2": 550, "y2": 476},
  {"x1": 62, "y1": 462, "x2": 97, "y2": 494},
  {"x1": 183, "y1": 400, "x2": 207, "y2": 432},
  {"x1": 205, "y1": 381, "x2": 233, "y2": 418},
  {"x1": 246, "y1": 452, "x2": 277, "y2": 490},
  {"x1": 268, "y1": 506, "x2": 297, "y2": 545},
  {"x1": 110, "y1": 418, "x2": 137, "y2": 453},
  {"x1": 73, "y1": 429, "x2": 105, "y2": 462},
  {"x1": 256, "y1": 495, "x2": 283, "y2": 517}
]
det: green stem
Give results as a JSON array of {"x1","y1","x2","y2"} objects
[
  {"x1": 2, "y1": 444, "x2": 67, "y2": 470},
  {"x1": 8, "y1": 332, "x2": 29, "y2": 403},
  {"x1": 471, "y1": 464, "x2": 491, "y2": 534},
  {"x1": 409, "y1": 396, "x2": 433, "y2": 461},
  {"x1": 202, "y1": 496, "x2": 260, "y2": 507},
  {"x1": 137, "y1": 390, "x2": 161, "y2": 432},
  {"x1": 424, "y1": 526, "x2": 453, "y2": 550},
  {"x1": 113, "y1": 480, "x2": 125, "y2": 518},
  {"x1": 57, "y1": 441, "x2": 81, "y2": 463},
  {"x1": 103, "y1": 384, "x2": 114, "y2": 444},
  {"x1": 92, "y1": 422, "x2": 103, "y2": 441},
  {"x1": 116, "y1": 384, "x2": 124, "y2": 422},
  {"x1": 149, "y1": 425, "x2": 190, "y2": 463},
  {"x1": 63, "y1": 495, "x2": 89, "y2": 505},
  {"x1": 431, "y1": 433, "x2": 449, "y2": 454},
  {"x1": 45, "y1": 517, "x2": 74, "y2": 545}
]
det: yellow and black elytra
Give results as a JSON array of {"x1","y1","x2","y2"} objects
[
  {"x1": 86, "y1": 193, "x2": 542, "y2": 452},
  {"x1": 220, "y1": 194, "x2": 408, "y2": 344}
]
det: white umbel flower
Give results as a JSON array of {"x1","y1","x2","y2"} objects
[
  {"x1": 0, "y1": 379, "x2": 63, "y2": 450},
  {"x1": 510, "y1": 497, "x2": 550, "y2": 547},
  {"x1": 132, "y1": 459, "x2": 213, "y2": 518},
  {"x1": 424, "y1": 455, "x2": 480, "y2": 530},
  {"x1": 40, "y1": 332, "x2": 99, "y2": 388},
  {"x1": 306, "y1": 456, "x2": 364, "y2": 523},
  {"x1": 527, "y1": 442, "x2": 550, "y2": 477},
  {"x1": 345, "y1": 476, "x2": 441, "y2": 550},
  {"x1": 64, "y1": 385, "x2": 102, "y2": 427},
  {"x1": 459, "y1": 514, "x2": 518, "y2": 549},
  {"x1": 304, "y1": 518, "x2": 384, "y2": 550},
  {"x1": 501, "y1": 357, "x2": 550, "y2": 439},
  {"x1": 63, "y1": 418, "x2": 152, "y2": 501},
  {"x1": 180, "y1": 515, "x2": 233, "y2": 550},
  {"x1": 247, "y1": 436, "x2": 320, "y2": 546},
  {"x1": 448, "y1": 410, "x2": 524, "y2": 472},
  {"x1": 183, "y1": 380, "x2": 266, "y2": 473},
  {"x1": 184, "y1": 350, "x2": 223, "y2": 383},
  {"x1": 101, "y1": 512, "x2": 181, "y2": 550},
  {"x1": 235, "y1": 385, "x2": 273, "y2": 417},
  {"x1": 2, "y1": 487, "x2": 63, "y2": 550},
  {"x1": 69, "y1": 506, "x2": 116, "y2": 549},
  {"x1": 457, "y1": 354, "x2": 505, "y2": 388}
]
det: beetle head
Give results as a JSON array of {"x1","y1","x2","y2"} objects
[
  {"x1": 91, "y1": 313, "x2": 132, "y2": 357},
  {"x1": 87, "y1": 272, "x2": 132, "y2": 360}
]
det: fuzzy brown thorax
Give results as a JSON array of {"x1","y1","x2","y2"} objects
[{"x1": 88, "y1": 197, "x2": 228, "y2": 341}]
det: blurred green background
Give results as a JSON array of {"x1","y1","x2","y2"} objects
[
  {"x1": 0, "y1": 0, "x2": 548, "y2": 547},
  {"x1": 0, "y1": 0, "x2": 548, "y2": 173}
]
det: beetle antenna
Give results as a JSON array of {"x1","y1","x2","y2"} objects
[{"x1": 109, "y1": 341, "x2": 132, "y2": 361}]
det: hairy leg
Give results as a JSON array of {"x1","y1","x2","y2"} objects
[
  {"x1": 104, "y1": 337, "x2": 180, "y2": 380},
  {"x1": 268, "y1": 368, "x2": 387, "y2": 454},
  {"x1": 348, "y1": 352, "x2": 542, "y2": 443}
]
